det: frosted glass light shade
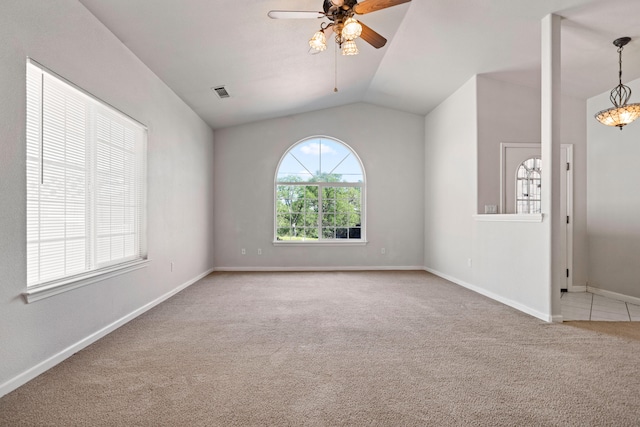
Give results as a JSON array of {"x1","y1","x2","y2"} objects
[
  {"x1": 342, "y1": 40, "x2": 358, "y2": 56},
  {"x1": 594, "y1": 103, "x2": 640, "y2": 129},
  {"x1": 342, "y1": 17, "x2": 362, "y2": 41},
  {"x1": 309, "y1": 31, "x2": 327, "y2": 52}
]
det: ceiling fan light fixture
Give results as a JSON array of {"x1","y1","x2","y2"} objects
[
  {"x1": 342, "y1": 17, "x2": 362, "y2": 41},
  {"x1": 309, "y1": 30, "x2": 327, "y2": 52},
  {"x1": 342, "y1": 39, "x2": 359, "y2": 56},
  {"x1": 595, "y1": 37, "x2": 640, "y2": 130}
]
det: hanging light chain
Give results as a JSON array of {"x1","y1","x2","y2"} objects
[
  {"x1": 618, "y1": 44, "x2": 624, "y2": 86},
  {"x1": 611, "y1": 42, "x2": 632, "y2": 108},
  {"x1": 334, "y1": 38, "x2": 338, "y2": 92}
]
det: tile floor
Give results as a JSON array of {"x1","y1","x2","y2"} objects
[{"x1": 561, "y1": 291, "x2": 640, "y2": 321}]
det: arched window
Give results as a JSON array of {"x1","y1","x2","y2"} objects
[
  {"x1": 275, "y1": 136, "x2": 365, "y2": 243},
  {"x1": 516, "y1": 157, "x2": 541, "y2": 214}
]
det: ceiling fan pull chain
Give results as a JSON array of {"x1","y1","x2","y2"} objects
[{"x1": 334, "y1": 40, "x2": 339, "y2": 92}]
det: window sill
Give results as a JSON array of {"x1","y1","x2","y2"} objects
[
  {"x1": 23, "y1": 259, "x2": 151, "y2": 303},
  {"x1": 473, "y1": 214, "x2": 544, "y2": 223},
  {"x1": 273, "y1": 240, "x2": 368, "y2": 247}
]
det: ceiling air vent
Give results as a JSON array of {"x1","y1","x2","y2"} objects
[{"x1": 211, "y1": 85, "x2": 230, "y2": 99}]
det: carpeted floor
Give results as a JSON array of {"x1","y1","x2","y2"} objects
[{"x1": 1, "y1": 271, "x2": 639, "y2": 426}]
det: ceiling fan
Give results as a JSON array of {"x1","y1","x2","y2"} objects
[{"x1": 268, "y1": 0, "x2": 412, "y2": 56}]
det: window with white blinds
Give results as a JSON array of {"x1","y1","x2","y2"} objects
[{"x1": 26, "y1": 60, "x2": 147, "y2": 289}]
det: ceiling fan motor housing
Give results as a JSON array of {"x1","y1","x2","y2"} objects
[{"x1": 323, "y1": 0, "x2": 358, "y2": 19}]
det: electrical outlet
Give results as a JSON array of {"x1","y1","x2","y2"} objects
[
  {"x1": 257, "y1": 248, "x2": 262, "y2": 255},
  {"x1": 467, "y1": 258, "x2": 472, "y2": 267},
  {"x1": 241, "y1": 248, "x2": 246, "y2": 255},
  {"x1": 171, "y1": 262, "x2": 174, "y2": 272},
  {"x1": 381, "y1": 248, "x2": 386, "y2": 254}
]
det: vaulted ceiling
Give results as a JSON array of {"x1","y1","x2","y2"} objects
[{"x1": 78, "y1": 0, "x2": 640, "y2": 129}]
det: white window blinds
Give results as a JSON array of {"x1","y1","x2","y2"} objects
[{"x1": 26, "y1": 60, "x2": 147, "y2": 288}]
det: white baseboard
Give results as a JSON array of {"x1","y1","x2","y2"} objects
[
  {"x1": 587, "y1": 286, "x2": 640, "y2": 306},
  {"x1": 423, "y1": 267, "x2": 553, "y2": 323},
  {"x1": 0, "y1": 268, "x2": 214, "y2": 399},
  {"x1": 568, "y1": 285, "x2": 587, "y2": 292},
  {"x1": 213, "y1": 266, "x2": 425, "y2": 272}
]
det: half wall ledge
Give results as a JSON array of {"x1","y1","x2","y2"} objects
[{"x1": 473, "y1": 214, "x2": 543, "y2": 222}]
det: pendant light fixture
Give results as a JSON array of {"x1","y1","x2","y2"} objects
[{"x1": 594, "y1": 37, "x2": 640, "y2": 130}]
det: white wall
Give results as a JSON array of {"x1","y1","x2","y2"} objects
[
  {"x1": 424, "y1": 77, "x2": 477, "y2": 284},
  {"x1": 0, "y1": 0, "x2": 215, "y2": 395},
  {"x1": 586, "y1": 77, "x2": 640, "y2": 300},
  {"x1": 213, "y1": 103, "x2": 425, "y2": 269},
  {"x1": 471, "y1": 218, "x2": 550, "y2": 319}
]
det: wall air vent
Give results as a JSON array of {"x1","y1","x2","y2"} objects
[{"x1": 211, "y1": 85, "x2": 230, "y2": 99}]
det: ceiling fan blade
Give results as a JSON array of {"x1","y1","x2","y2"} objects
[
  {"x1": 359, "y1": 22, "x2": 387, "y2": 49},
  {"x1": 353, "y1": 0, "x2": 411, "y2": 15},
  {"x1": 268, "y1": 10, "x2": 325, "y2": 19}
]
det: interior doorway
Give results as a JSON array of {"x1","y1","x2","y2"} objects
[{"x1": 500, "y1": 143, "x2": 574, "y2": 291}]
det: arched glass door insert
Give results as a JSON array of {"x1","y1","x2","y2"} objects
[{"x1": 516, "y1": 157, "x2": 542, "y2": 214}]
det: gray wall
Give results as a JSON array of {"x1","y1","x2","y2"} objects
[
  {"x1": 476, "y1": 75, "x2": 542, "y2": 215},
  {"x1": 587, "y1": 77, "x2": 640, "y2": 299},
  {"x1": 213, "y1": 103, "x2": 425, "y2": 269},
  {"x1": 0, "y1": 0, "x2": 215, "y2": 393}
]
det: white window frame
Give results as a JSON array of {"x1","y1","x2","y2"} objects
[
  {"x1": 24, "y1": 59, "x2": 149, "y2": 303},
  {"x1": 274, "y1": 136, "x2": 367, "y2": 246}
]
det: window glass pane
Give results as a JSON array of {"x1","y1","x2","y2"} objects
[
  {"x1": 336, "y1": 228, "x2": 348, "y2": 239},
  {"x1": 322, "y1": 228, "x2": 335, "y2": 239},
  {"x1": 304, "y1": 213, "x2": 318, "y2": 227},
  {"x1": 349, "y1": 213, "x2": 361, "y2": 227},
  {"x1": 306, "y1": 227, "x2": 319, "y2": 240},
  {"x1": 322, "y1": 213, "x2": 335, "y2": 226},
  {"x1": 337, "y1": 214, "x2": 349, "y2": 228},
  {"x1": 276, "y1": 228, "x2": 291, "y2": 241},
  {"x1": 277, "y1": 154, "x2": 313, "y2": 182},
  {"x1": 322, "y1": 199, "x2": 336, "y2": 213},
  {"x1": 305, "y1": 198, "x2": 318, "y2": 212},
  {"x1": 330, "y1": 154, "x2": 364, "y2": 182},
  {"x1": 322, "y1": 187, "x2": 336, "y2": 199}
]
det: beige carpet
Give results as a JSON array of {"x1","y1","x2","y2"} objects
[{"x1": 1, "y1": 271, "x2": 639, "y2": 426}]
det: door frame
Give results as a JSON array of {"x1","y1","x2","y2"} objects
[{"x1": 561, "y1": 144, "x2": 576, "y2": 292}]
